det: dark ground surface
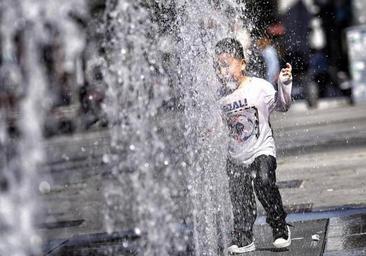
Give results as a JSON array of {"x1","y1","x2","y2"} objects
[
  {"x1": 38, "y1": 101, "x2": 366, "y2": 256},
  {"x1": 44, "y1": 210, "x2": 366, "y2": 256},
  {"x1": 245, "y1": 219, "x2": 328, "y2": 256},
  {"x1": 43, "y1": 219, "x2": 328, "y2": 256},
  {"x1": 42, "y1": 213, "x2": 366, "y2": 256},
  {"x1": 324, "y1": 213, "x2": 366, "y2": 256}
]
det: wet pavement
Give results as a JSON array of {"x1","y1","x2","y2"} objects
[
  {"x1": 43, "y1": 229, "x2": 143, "y2": 256},
  {"x1": 37, "y1": 102, "x2": 366, "y2": 255},
  {"x1": 324, "y1": 213, "x2": 366, "y2": 256},
  {"x1": 43, "y1": 219, "x2": 328, "y2": 256},
  {"x1": 249, "y1": 219, "x2": 327, "y2": 256},
  {"x1": 41, "y1": 212, "x2": 366, "y2": 256}
]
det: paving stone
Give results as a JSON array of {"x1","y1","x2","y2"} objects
[
  {"x1": 248, "y1": 219, "x2": 327, "y2": 256},
  {"x1": 38, "y1": 103, "x2": 366, "y2": 255},
  {"x1": 42, "y1": 219, "x2": 327, "y2": 256},
  {"x1": 324, "y1": 213, "x2": 366, "y2": 255}
]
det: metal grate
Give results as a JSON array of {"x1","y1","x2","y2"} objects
[{"x1": 277, "y1": 179, "x2": 303, "y2": 189}]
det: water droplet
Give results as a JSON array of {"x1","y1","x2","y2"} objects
[
  {"x1": 102, "y1": 154, "x2": 110, "y2": 164},
  {"x1": 39, "y1": 181, "x2": 51, "y2": 194},
  {"x1": 30, "y1": 235, "x2": 42, "y2": 246},
  {"x1": 134, "y1": 227, "x2": 141, "y2": 236},
  {"x1": 61, "y1": 154, "x2": 70, "y2": 161}
]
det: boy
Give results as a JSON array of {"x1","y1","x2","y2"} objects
[{"x1": 214, "y1": 38, "x2": 293, "y2": 254}]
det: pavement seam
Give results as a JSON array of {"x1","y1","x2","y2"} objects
[{"x1": 321, "y1": 218, "x2": 330, "y2": 256}]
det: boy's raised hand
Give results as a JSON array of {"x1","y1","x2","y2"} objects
[{"x1": 279, "y1": 63, "x2": 292, "y2": 85}]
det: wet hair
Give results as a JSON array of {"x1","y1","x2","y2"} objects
[{"x1": 215, "y1": 38, "x2": 245, "y2": 60}]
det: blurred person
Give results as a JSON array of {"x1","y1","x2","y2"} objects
[
  {"x1": 214, "y1": 38, "x2": 293, "y2": 254},
  {"x1": 308, "y1": 47, "x2": 344, "y2": 98},
  {"x1": 256, "y1": 33, "x2": 280, "y2": 85},
  {"x1": 314, "y1": 0, "x2": 352, "y2": 71},
  {"x1": 313, "y1": 0, "x2": 353, "y2": 99},
  {"x1": 282, "y1": 0, "x2": 311, "y2": 99},
  {"x1": 79, "y1": 58, "x2": 108, "y2": 130},
  {"x1": 43, "y1": 23, "x2": 73, "y2": 108},
  {"x1": 0, "y1": 27, "x2": 27, "y2": 135}
]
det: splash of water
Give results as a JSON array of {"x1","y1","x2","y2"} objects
[
  {"x1": 102, "y1": 0, "x2": 248, "y2": 255},
  {"x1": 175, "y1": 1, "x2": 244, "y2": 255},
  {"x1": 102, "y1": 1, "x2": 183, "y2": 255}
]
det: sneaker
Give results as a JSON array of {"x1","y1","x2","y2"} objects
[
  {"x1": 228, "y1": 241, "x2": 256, "y2": 254},
  {"x1": 273, "y1": 225, "x2": 291, "y2": 248}
]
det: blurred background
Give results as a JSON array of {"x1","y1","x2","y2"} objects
[{"x1": 2, "y1": 0, "x2": 366, "y2": 137}]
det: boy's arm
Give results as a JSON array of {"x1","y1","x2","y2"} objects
[{"x1": 275, "y1": 63, "x2": 293, "y2": 112}]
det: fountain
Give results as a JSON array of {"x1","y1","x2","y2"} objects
[
  {"x1": 102, "y1": 0, "x2": 250, "y2": 255},
  {"x1": 0, "y1": 0, "x2": 253, "y2": 255},
  {"x1": 0, "y1": 1, "x2": 86, "y2": 255}
]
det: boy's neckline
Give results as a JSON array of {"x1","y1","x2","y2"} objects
[{"x1": 237, "y1": 76, "x2": 253, "y2": 90}]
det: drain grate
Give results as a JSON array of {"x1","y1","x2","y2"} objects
[
  {"x1": 38, "y1": 219, "x2": 85, "y2": 229},
  {"x1": 277, "y1": 179, "x2": 303, "y2": 189},
  {"x1": 285, "y1": 203, "x2": 313, "y2": 213}
]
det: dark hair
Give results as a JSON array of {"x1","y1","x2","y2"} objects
[{"x1": 215, "y1": 38, "x2": 245, "y2": 60}]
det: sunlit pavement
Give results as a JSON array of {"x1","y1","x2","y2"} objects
[
  {"x1": 41, "y1": 215, "x2": 366, "y2": 256},
  {"x1": 43, "y1": 219, "x2": 328, "y2": 256},
  {"x1": 271, "y1": 100, "x2": 366, "y2": 219},
  {"x1": 270, "y1": 99, "x2": 366, "y2": 256},
  {"x1": 39, "y1": 99, "x2": 366, "y2": 255}
]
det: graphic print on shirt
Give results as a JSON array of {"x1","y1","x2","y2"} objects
[{"x1": 226, "y1": 106, "x2": 260, "y2": 143}]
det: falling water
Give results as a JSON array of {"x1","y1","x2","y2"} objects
[
  {"x1": 102, "y1": 0, "x2": 248, "y2": 255},
  {"x1": 102, "y1": 1, "x2": 183, "y2": 255},
  {"x1": 1, "y1": 0, "x2": 253, "y2": 255},
  {"x1": 0, "y1": 1, "x2": 86, "y2": 255},
  {"x1": 175, "y1": 1, "x2": 245, "y2": 255}
]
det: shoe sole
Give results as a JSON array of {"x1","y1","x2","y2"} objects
[
  {"x1": 228, "y1": 242, "x2": 256, "y2": 254},
  {"x1": 273, "y1": 239, "x2": 291, "y2": 248},
  {"x1": 273, "y1": 226, "x2": 291, "y2": 248}
]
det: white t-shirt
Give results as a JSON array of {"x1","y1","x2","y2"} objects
[{"x1": 220, "y1": 77, "x2": 292, "y2": 166}]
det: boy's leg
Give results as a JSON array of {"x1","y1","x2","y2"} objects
[
  {"x1": 226, "y1": 159, "x2": 257, "y2": 246},
  {"x1": 252, "y1": 155, "x2": 287, "y2": 230}
]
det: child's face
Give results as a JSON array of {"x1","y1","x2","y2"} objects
[{"x1": 214, "y1": 53, "x2": 245, "y2": 85}]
